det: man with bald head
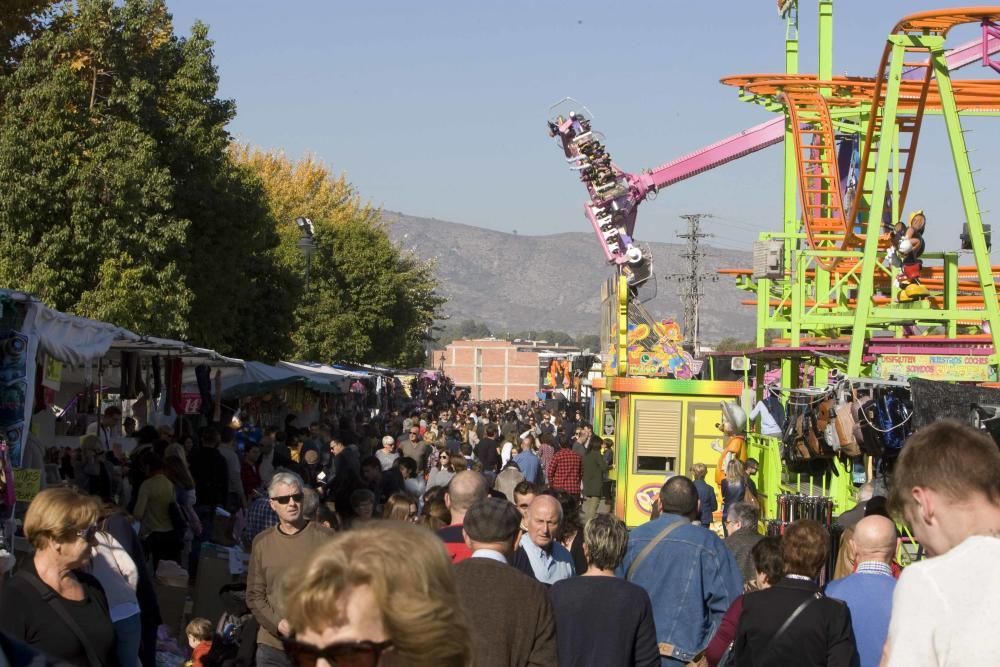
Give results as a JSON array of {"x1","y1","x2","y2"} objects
[
  {"x1": 437, "y1": 470, "x2": 489, "y2": 562},
  {"x1": 618, "y1": 476, "x2": 742, "y2": 665},
  {"x1": 512, "y1": 494, "x2": 576, "y2": 584},
  {"x1": 825, "y1": 515, "x2": 897, "y2": 667}
]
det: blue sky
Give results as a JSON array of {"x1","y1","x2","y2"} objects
[{"x1": 165, "y1": 1, "x2": 999, "y2": 258}]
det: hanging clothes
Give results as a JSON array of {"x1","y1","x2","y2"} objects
[
  {"x1": 151, "y1": 355, "x2": 162, "y2": 403},
  {"x1": 195, "y1": 364, "x2": 213, "y2": 420},
  {"x1": 167, "y1": 358, "x2": 184, "y2": 416}
]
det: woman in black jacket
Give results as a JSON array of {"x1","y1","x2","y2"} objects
[
  {"x1": 733, "y1": 519, "x2": 858, "y2": 666},
  {"x1": 0, "y1": 488, "x2": 117, "y2": 667}
]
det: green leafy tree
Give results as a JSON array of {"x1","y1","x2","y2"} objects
[
  {"x1": 0, "y1": 0, "x2": 292, "y2": 359},
  {"x1": 0, "y1": 0, "x2": 53, "y2": 75},
  {"x1": 714, "y1": 336, "x2": 756, "y2": 352},
  {"x1": 233, "y1": 146, "x2": 444, "y2": 367},
  {"x1": 575, "y1": 333, "x2": 601, "y2": 351}
]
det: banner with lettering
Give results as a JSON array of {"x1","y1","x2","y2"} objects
[
  {"x1": 876, "y1": 354, "x2": 996, "y2": 383},
  {"x1": 0, "y1": 329, "x2": 39, "y2": 467}
]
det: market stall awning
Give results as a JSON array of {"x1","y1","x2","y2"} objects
[
  {"x1": 219, "y1": 361, "x2": 312, "y2": 399},
  {"x1": 277, "y1": 361, "x2": 362, "y2": 393}
]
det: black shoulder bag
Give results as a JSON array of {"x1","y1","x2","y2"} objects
[
  {"x1": 760, "y1": 591, "x2": 822, "y2": 661},
  {"x1": 21, "y1": 573, "x2": 106, "y2": 667}
]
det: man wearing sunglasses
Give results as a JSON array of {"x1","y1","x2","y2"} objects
[{"x1": 246, "y1": 472, "x2": 334, "y2": 667}]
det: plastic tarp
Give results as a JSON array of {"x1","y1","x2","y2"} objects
[
  {"x1": 277, "y1": 361, "x2": 358, "y2": 393},
  {"x1": 219, "y1": 361, "x2": 313, "y2": 399},
  {"x1": 23, "y1": 296, "x2": 137, "y2": 367}
]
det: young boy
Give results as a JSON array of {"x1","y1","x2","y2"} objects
[{"x1": 185, "y1": 618, "x2": 213, "y2": 667}]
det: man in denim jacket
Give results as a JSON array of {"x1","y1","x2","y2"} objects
[{"x1": 618, "y1": 476, "x2": 743, "y2": 665}]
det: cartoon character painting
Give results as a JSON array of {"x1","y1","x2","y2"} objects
[{"x1": 626, "y1": 319, "x2": 695, "y2": 378}]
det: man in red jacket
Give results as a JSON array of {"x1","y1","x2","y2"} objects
[
  {"x1": 547, "y1": 438, "x2": 583, "y2": 497},
  {"x1": 436, "y1": 470, "x2": 488, "y2": 562}
]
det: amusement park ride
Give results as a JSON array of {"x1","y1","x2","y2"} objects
[{"x1": 548, "y1": 2, "x2": 1000, "y2": 526}]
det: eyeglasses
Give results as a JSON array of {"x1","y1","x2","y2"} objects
[
  {"x1": 75, "y1": 525, "x2": 98, "y2": 542},
  {"x1": 282, "y1": 638, "x2": 394, "y2": 667},
  {"x1": 270, "y1": 493, "x2": 304, "y2": 505}
]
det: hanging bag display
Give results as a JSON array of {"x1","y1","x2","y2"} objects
[{"x1": 834, "y1": 401, "x2": 861, "y2": 457}]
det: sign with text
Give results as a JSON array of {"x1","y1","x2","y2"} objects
[
  {"x1": 13, "y1": 468, "x2": 41, "y2": 503},
  {"x1": 179, "y1": 392, "x2": 203, "y2": 415},
  {"x1": 876, "y1": 354, "x2": 996, "y2": 382}
]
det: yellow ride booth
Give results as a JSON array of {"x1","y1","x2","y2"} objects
[{"x1": 593, "y1": 275, "x2": 745, "y2": 527}]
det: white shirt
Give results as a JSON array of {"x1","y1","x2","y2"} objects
[
  {"x1": 500, "y1": 441, "x2": 514, "y2": 467},
  {"x1": 90, "y1": 532, "x2": 140, "y2": 621},
  {"x1": 86, "y1": 421, "x2": 120, "y2": 451},
  {"x1": 886, "y1": 535, "x2": 1000, "y2": 666},
  {"x1": 748, "y1": 401, "x2": 783, "y2": 436},
  {"x1": 471, "y1": 548, "x2": 508, "y2": 564}
]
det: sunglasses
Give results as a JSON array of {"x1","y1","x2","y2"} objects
[
  {"x1": 75, "y1": 524, "x2": 98, "y2": 542},
  {"x1": 282, "y1": 638, "x2": 394, "y2": 667},
  {"x1": 271, "y1": 493, "x2": 304, "y2": 505}
]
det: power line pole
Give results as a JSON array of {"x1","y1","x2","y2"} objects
[{"x1": 665, "y1": 213, "x2": 719, "y2": 354}]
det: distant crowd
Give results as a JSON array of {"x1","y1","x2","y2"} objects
[{"x1": 1, "y1": 393, "x2": 999, "y2": 667}]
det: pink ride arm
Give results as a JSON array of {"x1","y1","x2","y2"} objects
[{"x1": 548, "y1": 36, "x2": 999, "y2": 284}]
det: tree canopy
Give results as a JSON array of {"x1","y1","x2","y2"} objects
[
  {"x1": 0, "y1": 0, "x2": 442, "y2": 366},
  {"x1": 231, "y1": 146, "x2": 444, "y2": 368}
]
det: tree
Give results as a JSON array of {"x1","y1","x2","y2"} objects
[
  {"x1": 714, "y1": 337, "x2": 756, "y2": 352},
  {"x1": 575, "y1": 333, "x2": 601, "y2": 351},
  {"x1": 233, "y1": 146, "x2": 444, "y2": 367},
  {"x1": 0, "y1": 0, "x2": 52, "y2": 76},
  {"x1": 0, "y1": 0, "x2": 292, "y2": 359}
]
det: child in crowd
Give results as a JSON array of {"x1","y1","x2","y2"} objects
[{"x1": 185, "y1": 618, "x2": 213, "y2": 667}]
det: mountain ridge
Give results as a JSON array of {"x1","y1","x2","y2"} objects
[{"x1": 381, "y1": 210, "x2": 757, "y2": 342}]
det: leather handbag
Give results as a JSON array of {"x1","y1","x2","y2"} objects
[{"x1": 834, "y1": 403, "x2": 861, "y2": 456}]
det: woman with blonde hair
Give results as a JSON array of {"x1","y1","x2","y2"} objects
[
  {"x1": 282, "y1": 522, "x2": 472, "y2": 667},
  {"x1": 0, "y1": 487, "x2": 118, "y2": 667},
  {"x1": 383, "y1": 492, "x2": 418, "y2": 522},
  {"x1": 720, "y1": 459, "x2": 748, "y2": 537}
]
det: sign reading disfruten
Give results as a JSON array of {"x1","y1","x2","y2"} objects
[{"x1": 876, "y1": 354, "x2": 996, "y2": 382}]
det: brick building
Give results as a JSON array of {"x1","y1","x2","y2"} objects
[{"x1": 439, "y1": 339, "x2": 580, "y2": 401}]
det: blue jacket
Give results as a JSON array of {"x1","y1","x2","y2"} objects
[
  {"x1": 617, "y1": 514, "x2": 743, "y2": 665},
  {"x1": 693, "y1": 479, "x2": 718, "y2": 526},
  {"x1": 825, "y1": 570, "x2": 896, "y2": 667}
]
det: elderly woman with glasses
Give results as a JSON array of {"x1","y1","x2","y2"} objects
[
  {"x1": 282, "y1": 522, "x2": 472, "y2": 667},
  {"x1": 0, "y1": 488, "x2": 118, "y2": 667}
]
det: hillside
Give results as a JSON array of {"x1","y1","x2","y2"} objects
[{"x1": 381, "y1": 211, "x2": 756, "y2": 343}]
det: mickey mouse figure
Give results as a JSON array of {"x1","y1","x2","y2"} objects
[{"x1": 894, "y1": 210, "x2": 928, "y2": 302}]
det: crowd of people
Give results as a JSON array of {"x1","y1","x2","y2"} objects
[{"x1": 1, "y1": 392, "x2": 999, "y2": 667}]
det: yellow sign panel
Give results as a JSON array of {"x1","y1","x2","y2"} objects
[
  {"x1": 876, "y1": 354, "x2": 995, "y2": 382},
  {"x1": 13, "y1": 468, "x2": 41, "y2": 503},
  {"x1": 43, "y1": 357, "x2": 63, "y2": 390}
]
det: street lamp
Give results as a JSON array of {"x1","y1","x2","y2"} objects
[{"x1": 295, "y1": 216, "x2": 316, "y2": 292}]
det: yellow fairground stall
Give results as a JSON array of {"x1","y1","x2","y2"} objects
[
  {"x1": 593, "y1": 274, "x2": 750, "y2": 527},
  {"x1": 593, "y1": 375, "x2": 742, "y2": 527}
]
